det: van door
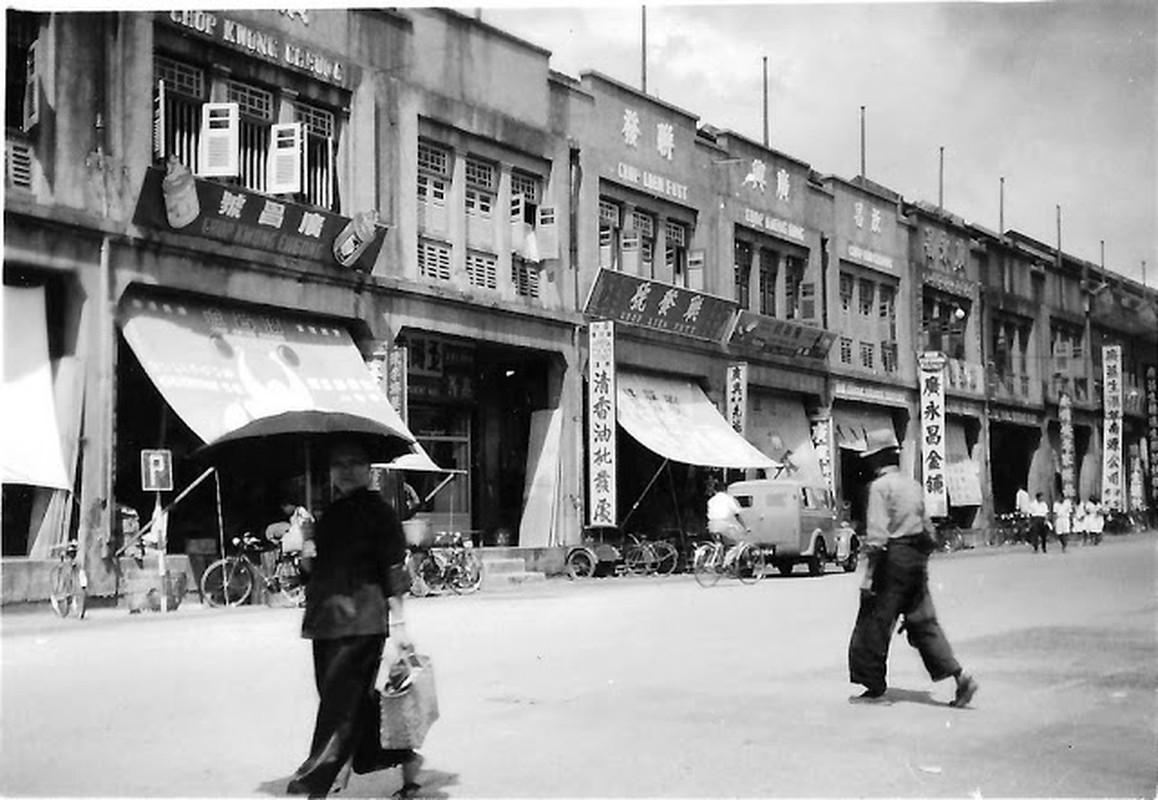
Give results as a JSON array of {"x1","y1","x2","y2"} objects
[{"x1": 799, "y1": 486, "x2": 836, "y2": 553}]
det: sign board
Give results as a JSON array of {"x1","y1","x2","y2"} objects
[
  {"x1": 726, "y1": 362, "x2": 748, "y2": 435},
  {"x1": 1101, "y1": 345, "x2": 1124, "y2": 510},
  {"x1": 1147, "y1": 365, "x2": 1158, "y2": 507},
  {"x1": 918, "y1": 352, "x2": 948, "y2": 517},
  {"x1": 584, "y1": 268, "x2": 737, "y2": 343},
  {"x1": 730, "y1": 310, "x2": 835, "y2": 361},
  {"x1": 587, "y1": 321, "x2": 617, "y2": 527},
  {"x1": 141, "y1": 449, "x2": 174, "y2": 492},
  {"x1": 1059, "y1": 393, "x2": 1076, "y2": 501}
]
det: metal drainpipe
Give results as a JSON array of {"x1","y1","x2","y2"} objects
[{"x1": 568, "y1": 143, "x2": 585, "y2": 541}]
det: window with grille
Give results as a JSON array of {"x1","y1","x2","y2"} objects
[
  {"x1": 226, "y1": 79, "x2": 273, "y2": 193},
  {"x1": 784, "y1": 255, "x2": 805, "y2": 319},
  {"x1": 840, "y1": 337, "x2": 853, "y2": 365},
  {"x1": 758, "y1": 248, "x2": 777, "y2": 316},
  {"x1": 465, "y1": 156, "x2": 495, "y2": 242},
  {"x1": 418, "y1": 141, "x2": 449, "y2": 176},
  {"x1": 510, "y1": 171, "x2": 539, "y2": 204},
  {"x1": 7, "y1": 11, "x2": 40, "y2": 131},
  {"x1": 418, "y1": 141, "x2": 449, "y2": 234},
  {"x1": 881, "y1": 342, "x2": 898, "y2": 373},
  {"x1": 632, "y1": 210, "x2": 655, "y2": 277},
  {"x1": 840, "y1": 273, "x2": 854, "y2": 313},
  {"x1": 292, "y1": 100, "x2": 334, "y2": 210},
  {"x1": 665, "y1": 220, "x2": 688, "y2": 286},
  {"x1": 512, "y1": 256, "x2": 540, "y2": 299},
  {"x1": 598, "y1": 198, "x2": 621, "y2": 269},
  {"x1": 466, "y1": 250, "x2": 497, "y2": 290},
  {"x1": 734, "y1": 239, "x2": 753, "y2": 310},
  {"x1": 858, "y1": 278, "x2": 875, "y2": 316},
  {"x1": 154, "y1": 55, "x2": 205, "y2": 172},
  {"x1": 859, "y1": 341, "x2": 875, "y2": 369},
  {"x1": 418, "y1": 238, "x2": 452, "y2": 282}
]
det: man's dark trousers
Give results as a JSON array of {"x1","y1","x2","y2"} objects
[{"x1": 849, "y1": 538, "x2": 961, "y2": 695}]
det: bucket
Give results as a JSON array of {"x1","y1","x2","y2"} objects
[{"x1": 403, "y1": 518, "x2": 434, "y2": 548}]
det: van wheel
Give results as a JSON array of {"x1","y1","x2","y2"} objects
[
  {"x1": 808, "y1": 539, "x2": 827, "y2": 576},
  {"x1": 567, "y1": 548, "x2": 596, "y2": 579},
  {"x1": 776, "y1": 562, "x2": 794, "y2": 577}
]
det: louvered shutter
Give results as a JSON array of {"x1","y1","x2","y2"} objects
[
  {"x1": 687, "y1": 249, "x2": 705, "y2": 292},
  {"x1": 510, "y1": 193, "x2": 526, "y2": 252},
  {"x1": 267, "y1": 122, "x2": 302, "y2": 195},
  {"x1": 22, "y1": 40, "x2": 39, "y2": 131},
  {"x1": 197, "y1": 103, "x2": 240, "y2": 177},
  {"x1": 537, "y1": 206, "x2": 558, "y2": 260},
  {"x1": 152, "y1": 79, "x2": 166, "y2": 161},
  {"x1": 799, "y1": 281, "x2": 817, "y2": 321},
  {"x1": 621, "y1": 232, "x2": 640, "y2": 275}
]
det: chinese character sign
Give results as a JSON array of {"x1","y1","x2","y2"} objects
[
  {"x1": 588, "y1": 321, "x2": 617, "y2": 528},
  {"x1": 726, "y1": 362, "x2": 748, "y2": 435},
  {"x1": 1129, "y1": 445, "x2": 1144, "y2": 512},
  {"x1": 919, "y1": 352, "x2": 948, "y2": 517},
  {"x1": 1059, "y1": 392, "x2": 1075, "y2": 501},
  {"x1": 1147, "y1": 365, "x2": 1158, "y2": 507},
  {"x1": 1101, "y1": 345, "x2": 1124, "y2": 511},
  {"x1": 811, "y1": 417, "x2": 834, "y2": 497}
]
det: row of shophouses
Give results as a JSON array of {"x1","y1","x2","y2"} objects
[{"x1": 4, "y1": 8, "x2": 1157, "y2": 600}]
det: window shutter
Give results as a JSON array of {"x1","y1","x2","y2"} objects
[
  {"x1": 197, "y1": 102, "x2": 240, "y2": 177},
  {"x1": 152, "y1": 79, "x2": 166, "y2": 161},
  {"x1": 510, "y1": 193, "x2": 526, "y2": 252},
  {"x1": 537, "y1": 206, "x2": 559, "y2": 260},
  {"x1": 22, "y1": 40, "x2": 40, "y2": 132},
  {"x1": 687, "y1": 249, "x2": 705, "y2": 292},
  {"x1": 267, "y1": 122, "x2": 303, "y2": 195},
  {"x1": 800, "y1": 281, "x2": 816, "y2": 321},
  {"x1": 621, "y1": 232, "x2": 640, "y2": 275}
]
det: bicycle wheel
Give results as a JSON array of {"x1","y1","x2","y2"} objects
[
  {"x1": 49, "y1": 562, "x2": 76, "y2": 618},
  {"x1": 200, "y1": 558, "x2": 254, "y2": 607},
  {"x1": 450, "y1": 551, "x2": 483, "y2": 594},
  {"x1": 653, "y1": 541, "x2": 679, "y2": 575},
  {"x1": 735, "y1": 543, "x2": 765, "y2": 584},
  {"x1": 406, "y1": 551, "x2": 432, "y2": 597},
  {"x1": 692, "y1": 543, "x2": 723, "y2": 588},
  {"x1": 273, "y1": 558, "x2": 305, "y2": 606},
  {"x1": 623, "y1": 543, "x2": 654, "y2": 576}
]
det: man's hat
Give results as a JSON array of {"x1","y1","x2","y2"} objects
[{"x1": 862, "y1": 427, "x2": 900, "y2": 458}]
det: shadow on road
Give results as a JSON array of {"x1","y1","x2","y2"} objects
[{"x1": 884, "y1": 687, "x2": 951, "y2": 708}]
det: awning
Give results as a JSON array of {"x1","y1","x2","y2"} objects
[
  {"x1": 2, "y1": 286, "x2": 70, "y2": 488},
  {"x1": 747, "y1": 393, "x2": 823, "y2": 482},
  {"x1": 832, "y1": 405, "x2": 897, "y2": 452},
  {"x1": 119, "y1": 290, "x2": 415, "y2": 448},
  {"x1": 945, "y1": 419, "x2": 970, "y2": 462},
  {"x1": 616, "y1": 371, "x2": 779, "y2": 470}
]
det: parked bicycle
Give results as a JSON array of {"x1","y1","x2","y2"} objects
[
  {"x1": 49, "y1": 539, "x2": 87, "y2": 619},
  {"x1": 407, "y1": 531, "x2": 483, "y2": 597},
  {"x1": 621, "y1": 533, "x2": 679, "y2": 576},
  {"x1": 199, "y1": 532, "x2": 305, "y2": 608},
  {"x1": 692, "y1": 537, "x2": 765, "y2": 587}
]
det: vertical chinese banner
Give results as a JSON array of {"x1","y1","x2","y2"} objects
[
  {"x1": 367, "y1": 342, "x2": 407, "y2": 423},
  {"x1": 726, "y1": 362, "x2": 748, "y2": 435},
  {"x1": 587, "y1": 321, "x2": 617, "y2": 528},
  {"x1": 812, "y1": 417, "x2": 835, "y2": 498},
  {"x1": 1146, "y1": 365, "x2": 1158, "y2": 509},
  {"x1": 1101, "y1": 345, "x2": 1124, "y2": 510},
  {"x1": 1128, "y1": 444, "x2": 1144, "y2": 512},
  {"x1": 1059, "y1": 393, "x2": 1076, "y2": 501},
  {"x1": 919, "y1": 352, "x2": 948, "y2": 517}
]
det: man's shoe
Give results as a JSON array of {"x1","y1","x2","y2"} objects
[
  {"x1": 950, "y1": 674, "x2": 978, "y2": 708},
  {"x1": 848, "y1": 688, "x2": 890, "y2": 704}
]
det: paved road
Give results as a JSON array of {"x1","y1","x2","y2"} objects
[{"x1": 3, "y1": 534, "x2": 1156, "y2": 798}]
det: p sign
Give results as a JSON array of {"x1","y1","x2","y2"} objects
[{"x1": 140, "y1": 449, "x2": 174, "y2": 492}]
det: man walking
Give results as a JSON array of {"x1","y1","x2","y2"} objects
[
  {"x1": 1029, "y1": 492, "x2": 1050, "y2": 553},
  {"x1": 847, "y1": 430, "x2": 978, "y2": 708}
]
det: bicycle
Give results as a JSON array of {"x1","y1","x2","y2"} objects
[
  {"x1": 199, "y1": 532, "x2": 305, "y2": 608},
  {"x1": 407, "y1": 531, "x2": 483, "y2": 597},
  {"x1": 621, "y1": 533, "x2": 679, "y2": 576},
  {"x1": 692, "y1": 537, "x2": 765, "y2": 587},
  {"x1": 49, "y1": 540, "x2": 87, "y2": 619}
]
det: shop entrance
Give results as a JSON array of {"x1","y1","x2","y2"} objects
[{"x1": 989, "y1": 422, "x2": 1040, "y2": 513}]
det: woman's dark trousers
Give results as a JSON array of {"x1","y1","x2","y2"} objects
[{"x1": 848, "y1": 539, "x2": 961, "y2": 695}]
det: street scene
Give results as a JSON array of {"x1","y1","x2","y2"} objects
[
  {"x1": 3, "y1": 534, "x2": 1156, "y2": 799},
  {"x1": 3, "y1": 4, "x2": 1157, "y2": 799}
]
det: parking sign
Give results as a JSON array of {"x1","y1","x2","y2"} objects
[{"x1": 140, "y1": 449, "x2": 174, "y2": 492}]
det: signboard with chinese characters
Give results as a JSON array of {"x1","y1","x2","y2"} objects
[
  {"x1": 1101, "y1": 345, "x2": 1124, "y2": 510},
  {"x1": 811, "y1": 416, "x2": 834, "y2": 497},
  {"x1": 1059, "y1": 393, "x2": 1076, "y2": 501},
  {"x1": 587, "y1": 321, "x2": 617, "y2": 528},
  {"x1": 838, "y1": 183, "x2": 899, "y2": 274},
  {"x1": 405, "y1": 335, "x2": 475, "y2": 404},
  {"x1": 133, "y1": 166, "x2": 384, "y2": 272},
  {"x1": 919, "y1": 352, "x2": 948, "y2": 517},
  {"x1": 730, "y1": 310, "x2": 836, "y2": 361},
  {"x1": 1147, "y1": 365, "x2": 1158, "y2": 507},
  {"x1": 368, "y1": 343, "x2": 408, "y2": 424},
  {"x1": 583, "y1": 268, "x2": 737, "y2": 343},
  {"x1": 726, "y1": 362, "x2": 748, "y2": 435},
  {"x1": 1128, "y1": 444, "x2": 1144, "y2": 512}
]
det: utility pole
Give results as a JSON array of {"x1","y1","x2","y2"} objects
[
  {"x1": 999, "y1": 176, "x2": 1004, "y2": 238},
  {"x1": 641, "y1": 6, "x2": 647, "y2": 94},
  {"x1": 938, "y1": 146, "x2": 944, "y2": 211},
  {"x1": 762, "y1": 56, "x2": 769, "y2": 148},
  {"x1": 859, "y1": 106, "x2": 865, "y2": 179}
]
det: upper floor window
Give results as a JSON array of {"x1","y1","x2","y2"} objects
[
  {"x1": 225, "y1": 79, "x2": 274, "y2": 194},
  {"x1": 758, "y1": 247, "x2": 777, "y2": 317},
  {"x1": 784, "y1": 255, "x2": 807, "y2": 319},
  {"x1": 632, "y1": 210, "x2": 656, "y2": 278},
  {"x1": 417, "y1": 141, "x2": 450, "y2": 235},
  {"x1": 839, "y1": 273, "x2": 854, "y2": 313},
  {"x1": 734, "y1": 239, "x2": 753, "y2": 310},
  {"x1": 857, "y1": 278, "x2": 875, "y2": 316},
  {"x1": 292, "y1": 100, "x2": 335, "y2": 210},
  {"x1": 839, "y1": 336, "x2": 853, "y2": 365},
  {"x1": 464, "y1": 156, "x2": 495, "y2": 218},
  {"x1": 879, "y1": 284, "x2": 897, "y2": 341},
  {"x1": 6, "y1": 10, "x2": 40, "y2": 132},
  {"x1": 598, "y1": 198, "x2": 621, "y2": 270},
  {"x1": 665, "y1": 219, "x2": 689, "y2": 287}
]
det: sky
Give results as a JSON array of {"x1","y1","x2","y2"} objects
[{"x1": 475, "y1": 1, "x2": 1156, "y2": 288}]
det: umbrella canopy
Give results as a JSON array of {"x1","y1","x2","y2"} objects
[{"x1": 194, "y1": 410, "x2": 416, "y2": 466}]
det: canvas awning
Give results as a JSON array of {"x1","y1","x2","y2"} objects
[
  {"x1": 616, "y1": 371, "x2": 779, "y2": 470},
  {"x1": 2, "y1": 286, "x2": 70, "y2": 489},
  {"x1": 832, "y1": 406, "x2": 898, "y2": 452},
  {"x1": 747, "y1": 393, "x2": 824, "y2": 482},
  {"x1": 119, "y1": 290, "x2": 416, "y2": 448}
]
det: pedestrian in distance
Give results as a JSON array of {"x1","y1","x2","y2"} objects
[
  {"x1": 1072, "y1": 500, "x2": 1087, "y2": 547},
  {"x1": 287, "y1": 439, "x2": 424, "y2": 799},
  {"x1": 1029, "y1": 492, "x2": 1050, "y2": 553},
  {"x1": 847, "y1": 430, "x2": 978, "y2": 708},
  {"x1": 1085, "y1": 498, "x2": 1105, "y2": 546},
  {"x1": 1052, "y1": 496, "x2": 1072, "y2": 553}
]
